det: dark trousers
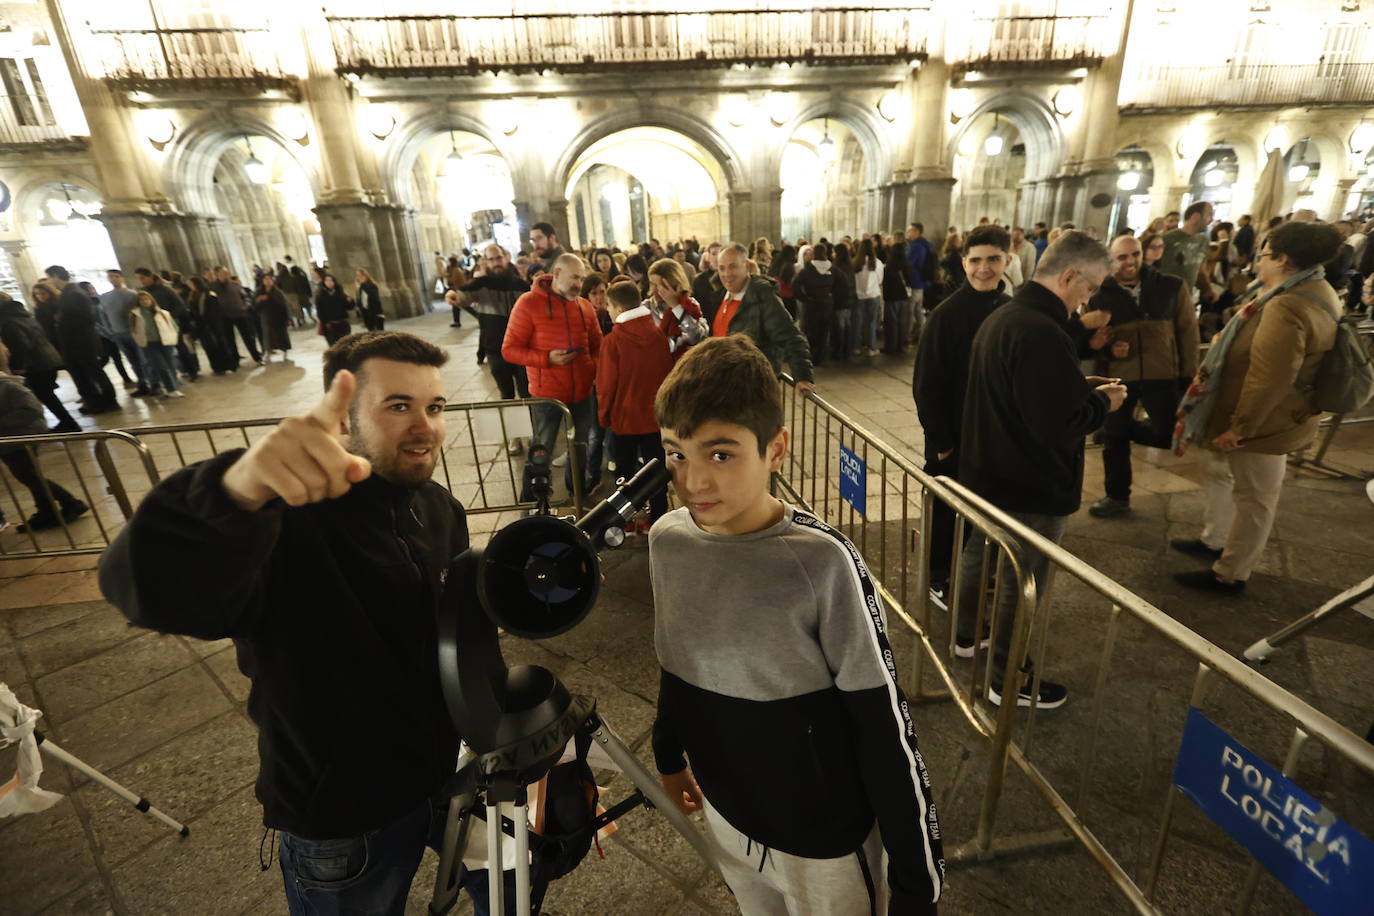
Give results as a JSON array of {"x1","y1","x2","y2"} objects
[
  {"x1": 67, "y1": 358, "x2": 116, "y2": 407},
  {"x1": 1, "y1": 448, "x2": 80, "y2": 518},
  {"x1": 323, "y1": 320, "x2": 352, "y2": 346},
  {"x1": 1101, "y1": 379, "x2": 1181, "y2": 502},
  {"x1": 924, "y1": 450, "x2": 960, "y2": 584},
  {"x1": 802, "y1": 301, "x2": 833, "y2": 366},
  {"x1": 489, "y1": 355, "x2": 529, "y2": 400},
  {"x1": 111, "y1": 332, "x2": 145, "y2": 385},
  {"x1": 279, "y1": 795, "x2": 513, "y2": 916},
  {"x1": 176, "y1": 338, "x2": 200, "y2": 379},
  {"x1": 98, "y1": 337, "x2": 132, "y2": 383},
  {"x1": 882, "y1": 299, "x2": 906, "y2": 353},
  {"x1": 24, "y1": 371, "x2": 76, "y2": 427},
  {"x1": 527, "y1": 397, "x2": 595, "y2": 497},
  {"x1": 612, "y1": 431, "x2": 668, "y2": 521},
  {"x1": 229, "y1": 314, "x2": 263, "y2": 361}
]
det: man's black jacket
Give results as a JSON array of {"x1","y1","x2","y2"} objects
[
  {"x1": 912, "y1": 281, "x2": 1011, "y2": 460},
  {"x1": 98, "y1": 451, "x2": 468, "y2": 839},
  {"x1": 959, "y1": 281, "x2": 1109, "y2": 517}
]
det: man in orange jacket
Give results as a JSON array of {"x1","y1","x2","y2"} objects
[{"x1": 502, "y1": 253, "x2": 603, "y2": 499}]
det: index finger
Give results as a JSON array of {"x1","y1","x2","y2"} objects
[{"x1": 310, "y1": 370, "x2": 356, "y2": 433}]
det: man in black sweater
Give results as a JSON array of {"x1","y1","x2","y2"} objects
[
  {"x1": 913, "y1": 224, "x2": 1014, "y2": 606},
  {"x1": 955, "y1": 232, "x2": 1126, "y2": 709},
  {"x1": 99, "y1": 332, "x2": 501, "y2": 914}
]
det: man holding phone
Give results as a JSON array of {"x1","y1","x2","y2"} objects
[
  {"x1": 502, "y1": 253, "x2": 603, "y2": 498},
  {"x1": 1084, "y1": 234, "x2": 1198, "y2": 518}
]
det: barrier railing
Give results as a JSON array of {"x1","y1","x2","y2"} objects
[
  {"x1": 0, "y1": 399, "x2": 581, "y2": 561},
  {"x1": 776, "y1": 374, "x2": 1374, "y2": 914}
]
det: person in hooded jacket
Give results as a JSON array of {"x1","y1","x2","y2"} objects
[
  {"x1": 502, "y1": 253, "x2": 603, "y2": 497},
  {"x1": 0, "y1": 292, "x2": 79, "y2": 431},
  {"x1": 793, "y1": 242, "x2": 836, "y2": 366},
  {"x1": 255, "y1": 273, "x2": 293, "y2": 360},
  {"x1": 596, "y1": 279, "x2": 673, "y2": 524},
  {"x1": 315, "y1": 274, "x2": 355, "y2": 345}
]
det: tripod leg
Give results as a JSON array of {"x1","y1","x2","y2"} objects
[
  {"x1": 40, "y1": 738, "x2": 188, "y2": 837},
  {"x1": 429, "y1": 787, "x2": 476, "y2": 916},
  {"x1": 487, "y1": 799, "x2": 505, "y2": 916},
  {"x1": 513, "y1": 793, "x2": 531, "y2": 916},
  {"x1": 586, "y1": 715, "x2": 720, "y2": 872}
]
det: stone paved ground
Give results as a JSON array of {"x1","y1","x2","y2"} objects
[{"x1": 1, "y1": 308, "x2": 1371, "y2": 914}]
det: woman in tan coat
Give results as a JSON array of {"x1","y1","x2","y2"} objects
[{"x1": 1172, "y1": 221, "x2": 1342, "y2": 593}]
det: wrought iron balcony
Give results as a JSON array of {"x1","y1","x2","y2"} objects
[
  {"x1": 326, "y1": 7, "x2": 931, "y2": 77},
  {"x1": 85, "y1": 27, "x2": 292, "y2": 90},
  {"x1": 952, "y1": 15, "x2": 1113, "y2": 72},
  {"x1": 1121, "y1": 62, "x2": 1374, "y2": 110}
]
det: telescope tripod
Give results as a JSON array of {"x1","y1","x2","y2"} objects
[{"x1": 428, "y1": 703, "x2": 719, "y2": 916}]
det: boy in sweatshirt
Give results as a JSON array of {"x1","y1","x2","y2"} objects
[
  {"x1": 650, "y1": 336, "x2": 943, "y2": 914},
  {"x1": 597, "y1": 279, "x2": 673, "y2": 523}
]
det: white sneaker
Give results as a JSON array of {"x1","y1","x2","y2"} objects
[
  {"x1": 552, "y1": 453, "x2": 568, "y2": 468},
  {"x1": 166, "y1": 390, "x2": 186, "y2": 399}
]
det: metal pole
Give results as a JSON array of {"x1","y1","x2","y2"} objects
[{"x1": 486, "y1": 799, "x2": 504, "y2": 916}]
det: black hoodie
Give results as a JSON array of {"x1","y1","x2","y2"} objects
[{"x1": 99, "y1": 451, "x2": 469, "y2": 839}]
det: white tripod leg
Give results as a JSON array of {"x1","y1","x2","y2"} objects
[
  {"x1": 513, "y1": 795, "x2": 531, "y2": 916},
  {"x1": 487, "y1": 799, "x2": 504, "y2": 916}
]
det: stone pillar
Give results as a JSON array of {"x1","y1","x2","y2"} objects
[
  {"x1": 96, "y1": 212, "x2": 178, "y2": 275},
  {"x1": 547, "y1": 199, "x2": 571, "y2": 248},
  {"x1": 1330, "y1": 178, "x2": 1358, "y2": 220},
  {"x1": 315, "y1": 202, "x2": 426, "y2": 318},
  {"x1": 910, "y1": 178, "x2": 956, "y2": 238},
  {"x1": 1, "y1": 240, "x2": 40, "y2": 293}
]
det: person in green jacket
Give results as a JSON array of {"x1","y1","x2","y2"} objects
[{"x1": 709, "y1": 243, "x2": 815, "y2": 394}]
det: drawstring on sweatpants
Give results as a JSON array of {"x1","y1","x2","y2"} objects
[
  {"x1": 259, "y1": 826, "x2": 278, "y2": 871},
  {"x1": 744, "y1": 836, "x2": 771, "y2": 873}
]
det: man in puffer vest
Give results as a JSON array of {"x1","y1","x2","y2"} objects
[{"x1": 1086, "y1": 234, "x2": 1199, "y2": 518}]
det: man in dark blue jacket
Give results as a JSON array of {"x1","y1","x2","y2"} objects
[{"x1": 955, "y1": 232, "x2": 1126, "y2": 709}]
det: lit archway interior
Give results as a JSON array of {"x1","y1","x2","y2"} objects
[
  {"x1": 1282, "y1": 138, "x2": 1322, "y2": 214},
  {"x1": 408, "y1": 130, "x2": 517, "y2": 259},
  {"x1": 213, "y1": 136, "x2": 321, "y2": 273},
  {"x1": 781, "y1": 119, "x2": 866, "y2": 244},
  {"x1": 564, "y1": 127, "x2": 727, "y2": 249},
  {"x1": 1188, "y1": 145, "x2": 1240, "y2": 220},
  {"x1": 952, "y1": 112, "x2": 1027, "y2": 231},
  {"x1": 28, "y1": 182, "x2": 118, "y2": 291},
  {"x1": 1112, "y1": 146, "x2": 1155, "y2": 235}
]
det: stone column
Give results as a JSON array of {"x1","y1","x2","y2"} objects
[
  {"x1": 1330, "y1": 178, "x2": 1358, "y2": 220},
  {"x1": 906, "y1": 21, "x2": 953, "y2": 231},
  {"x1": 910, "y1": 178, "x2": 956, "y2": 237},
  {"x1": 315, "y1": 202, "x2": 427, "y2": 318},
  {"x1": 1, "y1": 240, "x2": 40, "y2": 293}
]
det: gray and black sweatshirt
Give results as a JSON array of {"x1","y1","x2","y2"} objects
[{"x1": 650, "y1": 504, "x2": 944, "y2": 913}]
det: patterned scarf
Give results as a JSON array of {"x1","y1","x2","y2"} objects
[{"x1": 1172, "y1": 266, "x2": 1322, "y2": 455}]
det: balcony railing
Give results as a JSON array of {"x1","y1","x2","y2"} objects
[
  {"x1": 326, "y1": 8, "x2": 931, "y2": 77},
  {"x1": 953, "y1": 15, "x2": 1113, "y2": 71},
  {"x1": 85, "y1": 27, "x2": 291, "y2": 89},
  {"x1": 1121, "y1": 62, "x2": 1374, "y2": 110}
]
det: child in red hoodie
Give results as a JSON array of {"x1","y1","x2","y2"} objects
[{"x1": 597, "y1": 279, "x2": 673, "y2": 522}]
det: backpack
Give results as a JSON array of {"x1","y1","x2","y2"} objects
[{"x1": 1305, "y1": 315, "x2": 1374, "y2": 414}]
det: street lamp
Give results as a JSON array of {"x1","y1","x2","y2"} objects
[{"x1": 243, "y1": 136, "x2": 270, "y2": 185}]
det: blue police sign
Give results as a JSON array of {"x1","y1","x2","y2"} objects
[
  {"x1": 1172, "y1": 708, "x2": 1374, "y2": 916},
  {"x1": 838, "y1": 444, "x2": 866, "y2": 517}
]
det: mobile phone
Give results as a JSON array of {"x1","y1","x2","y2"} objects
[{"x1": 566, "y1": 346, "x2": 585, "y2": 354}]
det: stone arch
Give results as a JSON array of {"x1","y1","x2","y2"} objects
[
  {"x1": 947, "y1": 92, "x2": 1065, "y2": 181},
  {"x1": 775, "y1": 98, "x2": 892, "y2": 189},
  {"x1": 382, "y1": 110, "x2": 520, "y2": 209},
  {"x1": 11, "y1": 169, "x2": 105, "y2": 241},
  {"x1": 551, "y1": 105, "x2": 747, "y2": 199},
  {"x1": 161, "y1": 109, "x2": 323, "y2": 217}
]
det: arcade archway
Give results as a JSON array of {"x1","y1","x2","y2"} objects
[
  {"x1": 25, "y1": 181, "x2": 118, "y2": 291},
  {"x1": 780, "y1": 118, "x2": 867, "y2": 243},
  {"x1": 404, "y1": 129, "x2": 518, "y2": 258}
]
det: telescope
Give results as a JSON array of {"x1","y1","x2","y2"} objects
[{"x1": 437, "y1": 456, "x2": 672, "y2": 778}]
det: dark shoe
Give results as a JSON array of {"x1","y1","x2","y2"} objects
[
  {"x1": 85, "y1": 401, "x2": 119, "y2": 414},
  {"x1": 989, "y1": 678, "x2": 1068, "y2": 709},
  {"x1": 1174, "y1": 569, "x2": 1245, "y2": 594},
  {"x1": 929, "y1": 581, "x2": 949, "y2": 612},
  {"x1": 49, "y1": 421, "x2": 81, "y2": 433},
  {"x1": 132, "y1": 386, "x2": 154, "y2": 397},
  {"x1": 954, "y1": 630, "x2": 990, "y2": 659},
  {"x1": 1170, "y1": 538, "x2": 1224, "y2": 559},
  {"x1": 20, "y1": 500, "x2": 90, "y2": 532},
  {"x1": 1088, "y1": 497, "x2": 1131, "y2": 518}
]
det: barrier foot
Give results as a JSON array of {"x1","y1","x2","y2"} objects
[
  {"x1": 946, "y1": 828, "x2": 1076, "y2": 866},
  {"x1": 910, "y1": 687, "x2": 953, "y2": 704}
]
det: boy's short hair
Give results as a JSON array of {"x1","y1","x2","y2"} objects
[
  {"x1": 963, "y1": 225, "x2": 1011, "y2": 254},
  {"x1": 322, "y1": 331, "x2": 448, "y2": 391},
  {"x1": 655, "y1": 336, "x2": 782, "y2": 456},
  {"x1": 606, "y1": 279, "x2": 641, "y2": 311}
]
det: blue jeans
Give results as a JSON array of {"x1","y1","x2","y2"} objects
[
  {"x1": 279, "y1": 796, "x2": 513, "y2": 915},
  {"x1": 529, "y1": 396, "x2": 595, "y2": 495},
  {"x1": 141, "y1": 345, "x2": 179, "y2": 392}
]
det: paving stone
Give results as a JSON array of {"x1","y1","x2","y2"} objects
[
  {"x1": 54, "y1": 665, "x2": 233, "y2": 775},
  {"x1": 0, "y1": 796, "x2": 102, "y2": 915},
  {"x1": 17, "y1": 605, "x2": 145, "y2": 680},
  {"x1": 0, "y1": 570, "x2": 105, "y2": 610},
  {"x1": 203, "y1": 646, "x2": 252, "y2": 703},
  {"x1": 36, "y1": 632, "x2": 196, "y2": 721},
  {"x1": 4, "y1": 597, "x2": 110, "y2": 640},
  {"x1": 36, "y1": 880, "x2": 119, "y2": 914}
]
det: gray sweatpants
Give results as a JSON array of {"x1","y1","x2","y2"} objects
[{"x1": 703, "y1": 799, "x2": 888, "y2": 915}]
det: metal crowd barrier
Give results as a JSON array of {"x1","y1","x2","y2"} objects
[
  {"x1": 776, "y1": 374, "x2": 1374, "y2": 915},
  {"x1": 0, "y1": 398, "x2": 582, "y2": 561}
]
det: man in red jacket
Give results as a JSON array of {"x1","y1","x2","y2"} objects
[
  {"x1": 502, "y1": 253, "x2": 602, "y2": 498},
  {"x1": 597, "y1": 279, "x2": 673, "y2": 523}
]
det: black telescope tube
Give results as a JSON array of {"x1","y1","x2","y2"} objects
[{"x1": 574, "y1": 458, "x2": 671, "y2": 551}]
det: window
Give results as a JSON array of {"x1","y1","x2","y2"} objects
[{"x1": 1319, "y1": 22, "x2": 1366, "y2": 79}]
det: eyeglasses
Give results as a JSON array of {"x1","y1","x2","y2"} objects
[{"x1": 1256, "y1": 251, "x2": 1276, "y2": 261}]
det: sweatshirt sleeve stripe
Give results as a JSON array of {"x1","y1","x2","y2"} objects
[{"x1": 792, "y1": 510, "x2": 945, "y2": 902}]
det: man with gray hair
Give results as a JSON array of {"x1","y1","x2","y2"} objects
[{"x1": 953, "y1": 231, "x2": 1126, "y2": 710}]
